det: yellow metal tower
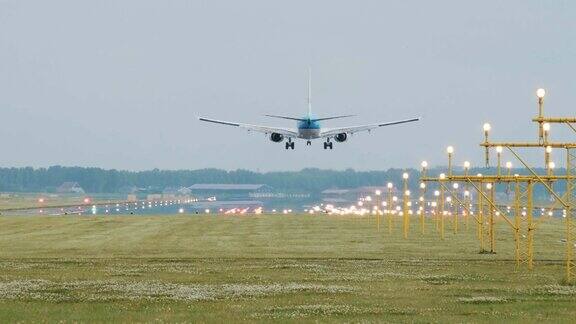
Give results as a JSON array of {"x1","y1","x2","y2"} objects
[{"x1": 419, "y1": 88, "x2": 576, "y2": 282}]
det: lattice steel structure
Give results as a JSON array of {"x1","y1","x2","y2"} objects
[{"x1": 420, "y1": 88, "x2": 575, "y2": 282}]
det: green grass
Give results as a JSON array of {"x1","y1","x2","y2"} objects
[{"x1": 0, "y1": 214, "x2": 573, "y2": 323}]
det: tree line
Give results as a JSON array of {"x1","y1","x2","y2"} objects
[{"x1": 0, "y1": 165, "x2": 562, "y2": 197}]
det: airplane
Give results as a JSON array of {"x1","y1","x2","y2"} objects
[{"x1": 198, "y1": 71, "x2": 420, "y2": 150}]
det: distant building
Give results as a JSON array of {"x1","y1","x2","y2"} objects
[{"x1": 56, "y1": 182, "x2": 85, "y2": 194}]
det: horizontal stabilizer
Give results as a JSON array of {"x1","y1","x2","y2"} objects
[
  {"x1": 264, "y1": 114, "x2": 307, "y2": 122},
  {"x1": 264, "y1": 114, "x2": 355, "y2": 122},
  {"x1": 313, "y1": 115, "x2": 355, "y2": 122}
]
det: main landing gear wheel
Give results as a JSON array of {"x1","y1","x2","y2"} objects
[
  {"x1": 285, "y1": 141, "x2": 295, "y2": 150},
  {"x1": 323, "y1": 141, "x2": 333, "y2": 150}
]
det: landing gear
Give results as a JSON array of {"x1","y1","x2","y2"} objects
[
  {"x1": 323, "y1": 141, "x2": 333, "y2": 150},
  {"x1": 285, "y1": 139, "x2": 295, "y2": 150},
  {"x1": 306, "y1": 141, "x2": 312, "y2": 146}
]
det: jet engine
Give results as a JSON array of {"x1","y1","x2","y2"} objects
[
  {"x1": 334, "y1": 133, "x2": 348, "y2": 142},
  {"x1": 270, "y1": 133, "x2": 284, "y2": 142}
]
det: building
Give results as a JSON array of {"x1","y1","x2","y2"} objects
[{"x1": 56, "y1": 182, "x2": 85, "y2": 194}]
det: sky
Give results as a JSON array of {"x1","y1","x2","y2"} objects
[{"x1": 1, "y1": 0, "x2": 575, "y2": 171}]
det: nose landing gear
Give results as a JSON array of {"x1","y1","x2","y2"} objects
[{"x1": 306, "y1": 141, "x2": 312, "y2": 146}]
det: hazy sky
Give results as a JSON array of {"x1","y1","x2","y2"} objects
[{"x1": 1, "y1": 1, "x2": 575, "y2": 171}]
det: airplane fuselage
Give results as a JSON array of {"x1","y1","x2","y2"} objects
[{"x1": 297, "y1": 117, "x2": 321, "y2": 139}]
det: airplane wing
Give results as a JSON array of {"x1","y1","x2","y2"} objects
[
  {"x1": 320, "y1": 117, "x2": 420, "y2": 138},
  {"x1": 198, "y1": 117, "x2": 299, "y2": 137}
]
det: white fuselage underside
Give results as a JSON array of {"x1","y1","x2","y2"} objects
[{"x1": 297, "y1": 128, "x2": 321, "y2": 139}]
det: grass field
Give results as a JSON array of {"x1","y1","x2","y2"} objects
[{"x1": 0, "y1": 214, "x2": 574, "y2": 322}]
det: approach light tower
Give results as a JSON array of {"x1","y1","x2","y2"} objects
[
  {"x1": 402, "y1": 172, "x2": 410, "y2": 239},
  {"x1": 420, "y1": 87, "x2": 576, "y2": 281}
]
